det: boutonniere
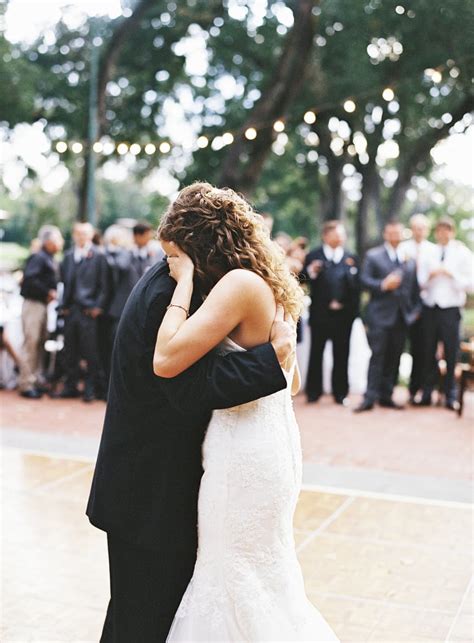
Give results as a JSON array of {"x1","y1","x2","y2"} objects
[
  {"x1": 345, "y1": 257, "x2": 355, "y2": 266},
  {"x1": 86, "y1": 250, "x2": 93, "y2": 260}
]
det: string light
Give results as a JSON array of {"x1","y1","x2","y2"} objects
[
  {"x1": 117, "y1": 143, "x2": 128, "y2": 155},
  {"x1": 273, "y1": 120, "x2": 285, "y2": 132},
  {"x1": 130, "y1": 143, "x2": 141, "y2": 155},
  {"x1": 55, "y1": 141, "x2": 67, "y2": 153},
  {"x1": 144, "y1": 143, "x2": 156, "y2": 154},
  {"x1": 159, "y1": 141, "x2": 171, "y2": 153},
  {"x1": 222, "y1": 132, "x2": 234, "y2": 145},
  {"x1": 71, "y1": 142, "x2": 83, "y2": 153},
  {"x1": 382, "y1": 88, "x2": 395, "y2": 101},
  {"x1": 343, "y1": 100, "x2": 356, "y2": 113},
  {"x1": 92, "y1": 141, "x2": 103, "y2": 153},
  {"x1": 244, "y1": 127, "x2": 257, "y2": 140},
  {"x1": 303, "y1": 111, "x2": 316, "y2": 124},
  {"x1": 197, "y1": 135, "x2": 209, "y2": 148}
]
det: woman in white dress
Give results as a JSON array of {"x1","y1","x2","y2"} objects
[{"x1": 153, "y1": 182, "x2": 339, "y2": 643}]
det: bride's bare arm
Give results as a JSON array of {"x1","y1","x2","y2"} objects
[{"x1": 154, "y1": 253, "x2": 266, "y2": 377}]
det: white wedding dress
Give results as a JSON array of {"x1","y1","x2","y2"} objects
[{"x1": 167, "y1": 337, "x2": 339, "y2": 642}]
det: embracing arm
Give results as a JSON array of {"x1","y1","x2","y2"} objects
[{"x1": 153, "y1": 256, "x2": 263, "y2": 378}]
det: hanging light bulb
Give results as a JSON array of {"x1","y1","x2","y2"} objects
[
  {"x1": 129, "y1": 143, "x2": 141, "y2": 155},
  {"x1": 197, "y1": 136, "x2": 209, "y2": 148},
  {"x1": 71, "y1": 142, "x2": 83, "y2": 154},
  {"x1": 92, "y1": 141, "x2": 103, "y2": 153},
  {"x1": 55, "y1": 141, "x2": 67, "y2": 153},
  {"x1": 303, "y1": 111, "x2": 316, "y2": 124},
  {"x1": 382, "y1": 88, "x2": 395, "y2": 101},
  {"x1": 273, "y1": 120, "x2": 285, "y2": 132},
  {"x1": 343, "y1": 100, "x2": 356, "y2": 113},
  {"x1": 222, "y1": 132, "x2": 234, "y2": 145},
  {"x1": 117, "y1": 143, "x2": 129, "y2": 155},
  {"x1": 245, "y1": 127, "x2": 257, "y2": 140},
  {"x1": 144, "y1": 143, "x2": 156, "y2": 154},
  {"x1": 159, "y1": 142, "x2": 171, "y2": 153}
]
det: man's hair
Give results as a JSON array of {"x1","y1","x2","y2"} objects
[
  {"x1": 38, "y1": 225, "x2": 61, "y2": 244},
  {"x1": 322, "y1": 220, "x2": 344, "y2": 236},
  {"x1": 409, "y1": 213, "x2": 430, "y2": 228},
  {"x1": 384, "y1": 219, "x2": 402, "y2": 229},
  {"x1": 133, "y1": 222, "x2": 152, "y2": 235},
  {"x1": 435, "y1": 216, "x2": 455, "y2": 231}
]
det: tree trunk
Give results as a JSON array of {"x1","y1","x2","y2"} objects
[{"x1": 219, "y1": 0, "x2": 317, "y2": 194}]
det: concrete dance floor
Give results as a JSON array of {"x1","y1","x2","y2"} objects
[{"x1": 1, "y1": 390, "x2": 473, "y2": 642}]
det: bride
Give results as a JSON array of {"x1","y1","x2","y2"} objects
[{"x1": 153, "y1": 182, "x2": 339, "y2": 642}]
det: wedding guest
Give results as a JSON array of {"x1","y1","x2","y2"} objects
[
  {"x1": 355, "y1": 221, "x2": 421, "y2": 412},
  {"x1": 59, "y1": 222, "x2": 109, "y2": 402},
  {"x1": 274, "y1": 231, "x2": 292, "y2": 254},
  {"x1": 302, "y1": 221, "x2": 360, "y2": 404},
  {"x1": 18, "y1": 225, "x2": 63, "y2": 399},
  {"x1": 399, "y1": 213, "x2": 436, "y2": 403},
  {"x1": 417, "y1": 217, "x2": 474, "y2": 410},
  {"x1": 132, "y1": 222, "x2": 158, "y2": 278}
]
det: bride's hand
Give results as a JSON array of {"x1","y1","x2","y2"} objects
[{"x1": 166, "y1": 242, "x2": 194, "y2": 283}]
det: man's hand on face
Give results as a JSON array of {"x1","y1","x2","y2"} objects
[{"x1": 270, "y1": 304, "x2": 297, "y2": 368}]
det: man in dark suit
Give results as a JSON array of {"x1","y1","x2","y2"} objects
[
  {"x1": 59, "y1": 222, "x2": 110, "y2": 402},
  {"x1": 131, "y1": 221, "x2": 159, "y2": 277},
  {"x1": 86, "y1": 258, "x2": 293, "y2": 642},
  {"x1": 355, "y1": 221, "x2": 421, "y2": 412},
  {"x1": 18, "y1": 225, "x2": 64, "y2": 398},
  {"x1": 302, "y1": 220, "x2": 360, "y2": 404}
]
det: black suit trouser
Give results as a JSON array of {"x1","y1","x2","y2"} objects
[
  {"x1": 100, "y1": 534, "x2": 196, "y2": 643},
  {"x1": 365, "y1": 316, "x2": 407, "y2": 404},
  {"x1": 408, "y1": 316, "x2": 425, "y2": 397},
  {"x1": 421, "y1": 305, "x2": 460, "y2": 402},
  {"x1": 306, "y1": 312, "x2": 354, "y2": 399},
  {"x1": 63, "y1": 306, "x2": 102, "y2": 392}
]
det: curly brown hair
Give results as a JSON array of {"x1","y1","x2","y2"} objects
[{"x1": 157, "y1": 182, "x2": 304, "y2": 320}]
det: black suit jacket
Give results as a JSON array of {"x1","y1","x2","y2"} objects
[
  {"x1": 105, "y1": 248, "x2": 140, "y2": 320},
  {"x1": 302, "y1": 246, "x2": 360, "y2": 325},
  {"x1": 361, "y1": 245, "x2": 421, "y2": 329},
  {"x1": 86, "y1": 260, "x2": 287, "y2": 551},
  {"x1": 20, "y1": 248, "x2": 58, "y2": 303},
  {"x1": 60, "y1": 245, "x2": 109, "y2": 311}
]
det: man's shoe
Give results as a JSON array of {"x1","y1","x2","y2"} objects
[
  {"x1": 445, "y1": 399, "x2": 459, "y2": 411},
  {"x1": 379, "y1": 399, "x2": 404, "y2": 410},
  {"x1": 83, "y1": 390, "x2": 95, "y2": 403},
  {"x1": 416, "y1": 396, "x2": 431, "y2": 407},
  {"x1": 20, "y1": 389, "x2": 43, "y2": 399},
  {"x1": 307, "y1": 394, "x2": 321, "y2": 403},
  {"x1": 353, "y1": 400, "x2": 374, "y2": 413},
  {"x1": 334, "y1": 396, "x2": 349, "y2": 406},
  {"x1": 59, "y1": 387, "x2": 81, "y2": 399}
]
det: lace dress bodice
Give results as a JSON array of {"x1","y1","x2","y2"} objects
[{"x1": 167, "y1": 338, "x2": 339, "y2": 642}]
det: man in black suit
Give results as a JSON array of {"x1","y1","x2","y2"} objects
[
  {"x1": 18, "y1": 225, "x2": 64, "y2": 398},
  {"x1": 302, "y1": 220, "x2": 360, "y2": 404},
  {"x1": 86, "y1": 258, "x2": 293, "y2": 642},
  {"x1": 131, "y1": 221, "x2": 159, "y2": 277},
  {"x1": 355, "y1": 221, "x2": 421, "y2": 412},
  {"x1": 59, "y1": 222, "x2": 109, "y2": 402}
]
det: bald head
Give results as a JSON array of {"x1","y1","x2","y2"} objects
[{"x1": 409, "y1": 213, "x2": 430, "y2": 243}]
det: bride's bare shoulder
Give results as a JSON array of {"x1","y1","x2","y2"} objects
[{"x1": 215, "y1": 269, "x2": 273, "y2": 298}]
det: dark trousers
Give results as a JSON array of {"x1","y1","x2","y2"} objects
[
  {"x1": 421, "y1": 305, "x2": 460, "y2": 402},
  {"x1": 63, "y1": 306, "x2": 102, "y2": 393},
  {"x1": 408, "y1": 316, "x2": 424, "y2": 397},
  {"x1": 100, "y1": 534, "x2": 196, "y2": 643},
  {"x1": 306, "y1": 312, "x2": 354, "y2": 400},
  {"x1": 365, "y1": 316, "x2": 407, "y2": 404}
]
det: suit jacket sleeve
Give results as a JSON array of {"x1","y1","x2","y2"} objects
[
  {"x1": 145, "y1": 290, "x2": 288, "y2": 413},
  {"x1": 361, "y1": 253, "x2": 385, "y2": 296},
  {"x1": 95, "y1": 253, "x2": 111, "y2": 311},
  {"x1": 22, "y1": 253, "x2": 50, "y2": 299}
]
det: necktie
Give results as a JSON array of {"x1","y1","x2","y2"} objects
[{"x1": 440, "y1": 247, "x2": 446, "y2": 262}]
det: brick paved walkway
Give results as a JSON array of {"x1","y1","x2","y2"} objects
[{"x1": 1, "y1": 389, "x2": 473, "y2": 641}]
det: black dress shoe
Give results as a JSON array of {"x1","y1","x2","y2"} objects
[
  {"x1": 415, "y1": 396, "x2": 431, "y2": 407},
  {"x1": 83, "y1": 390, "x2": 95, "y2": 403},
  {"x1": 445, "y1": 400, "x2": 459, "y2": 411},
  {"x1": 379, "y1": 399, "x2": 404, "y2": 410},
  {"x1": 59, "y1": 387, "x2": 81, "y2": 399},
  {"x1": 353, "y1": 400, "x2": 374, "y2": 413},
  {"x1": 307, "y1": 394, "x2": 321, "y2": 403},
  {"x1": 20, "y1": 389, "x2": 43, "y2": 399},
  {"x1": 334, "y1": 396, "x2": 349, "y2": 406}
]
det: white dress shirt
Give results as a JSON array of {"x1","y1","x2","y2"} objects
[
  {"x1": 74, "y1": 242, "x2": 92, "y2": 263},
  {"x1": 323, "y1": 244, "x2": 344, "y2": 264},
  {"x1": 418, "y1": 240, "x2": 474, "y2": 308},
  {"x1": 383, "y1": 242, "x2": 404, "y2": 264},
  {"x1": 399, "y1": 238, "x2": 437, "y2": 303}
]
